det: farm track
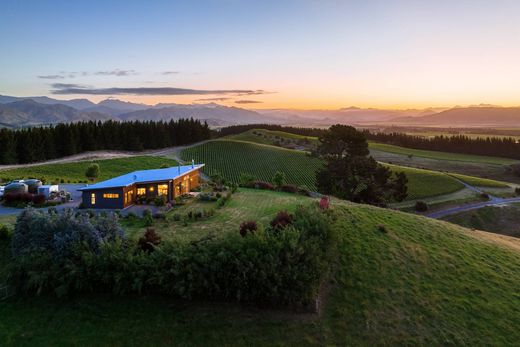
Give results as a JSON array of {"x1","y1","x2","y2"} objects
[{"x1": 0, "y1": 140, "x2": 211, "y2": 172}]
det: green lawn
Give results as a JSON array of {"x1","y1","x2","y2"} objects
[
  {"x1": 123, "y1": 188, "x2": 315, "y2": 242},
  {"x1": 383, "y1": 163, "x2": 464, "y2": 200},
  {"x1": 0, "y1": 156, "x2": 178, "y2": 184},
  {"x1": 369, "y1": 142, "x2": 518, "y2": 165},
  {"x1": 181, "y1": 140, "x2": 323, "y2": 190},
  {"x1": 1, "y1": 191, "x2": 519, "y2": 345}
]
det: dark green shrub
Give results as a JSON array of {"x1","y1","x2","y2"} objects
[
  {"x1": 154, "y1": 195, "x2": 167, "y2": 207},
  {"x1": 415, "y1": 201, "x2": 428, "y2": 212},
  {"x1": 137, "y1": 227, "x2": 162, "y2": 253},
  {"x1": 480, "y1": 193, "x2": 490, "y2": 200},
  {"x1": 516, "y1": 187, "x2": 520, "y2": 195},
  {"x1": 0, "y1": 224, "x2": 10, "y2": 240},
  {"x1": 280, "y1": 184, "x2": 298, "y2": 194},
  {"x1": 143, "y1": 209, "x2": 154, "y2": 227},
  {"x1": 172, "y1": 213, "x2": 181, "y2": 221},
  {"x1": 9, "y1": 205, "x2": 336, "y2": 307},
  {"x1": 239, "y1": 220, "x2": 257, "y2": 237}
]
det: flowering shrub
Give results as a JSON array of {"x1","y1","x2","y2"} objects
[{"x1": 319, "y1": 196, "x2": 330, "y2": 210}]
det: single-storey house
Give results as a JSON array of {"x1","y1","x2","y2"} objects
[{"x1": 79, "y1": 163, "x2": 204, "y2": 209}]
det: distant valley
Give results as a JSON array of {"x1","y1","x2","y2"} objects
[{"x1": 1, "y1": 95, "x2": 520, "y2": 128}]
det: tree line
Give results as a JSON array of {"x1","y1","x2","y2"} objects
[
  {"x1": 365, "y1": 131, "x2": 520, "y2": 160},
  {"x1": 218, "y1": 124, "x2": 327, "y2": 138},
  {"x1": 0, "y1": 119, "x2": 211, "y2": 164}
]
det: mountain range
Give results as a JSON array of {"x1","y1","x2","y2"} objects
[{"x1": 1, "y1": 94, "x2": 519, "y2": 128}]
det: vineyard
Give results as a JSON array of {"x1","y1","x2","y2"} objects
[
  {"x1": 181, "y1": 139, "x2": 470, "y2": 199},
  {"x1": 181, "y1": 140, "x2": 323, "y2": 190}
]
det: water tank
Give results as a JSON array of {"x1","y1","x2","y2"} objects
[
  {"x1": 24, "y1": 179, "x2": 42, "y2": 194},
  {"x1": 4, "y1": 182, "x2": 28, "y2": 194}
]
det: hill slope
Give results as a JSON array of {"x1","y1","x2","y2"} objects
[
  {"x1": 390, "y1": 107, "x2": 520, "y2": 126},
  {"x1": 0, "y1": 191, "x2": 519, "y2": 345},
  {"x1": 184, "y1": 138, "x2": 466, "y2": 200}
]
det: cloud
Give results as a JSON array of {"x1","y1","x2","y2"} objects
[
  {"x1": 93, "y1": 69, "x2": 138, "y2": 76},
  {"x1": 235, "y1": 100, "x2": 263, "y2": 104},
  {"x1": 194, "y1": 97, "x2": 232, "y2": 102},
  {"x1": 38, "y1": 69, "x2": 138, "y2": 79},
  {"x1": 162, "y1": 71, "x2": 179, "y2": 75},
  {"x1": 50, "y1": 84, "x2": 270, "y2": 96},
  {"x1": 38, "y1": 74, "x2": 65, "y2": 79}
]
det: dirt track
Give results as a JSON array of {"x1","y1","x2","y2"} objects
[{"x1": 0, "y1": 140, "x2": 211, "y2": 171}]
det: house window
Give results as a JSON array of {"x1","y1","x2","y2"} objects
[
  {"x1": 158, "y1": 184, "x2": 168, "y2": 196},
  {"x1": 137, "y1": 188, "x2": 146, "y2": 195},
  {"x1": 103, "y1": 193, "x2": 119, "y2": 199},
  {"x1": 91, "y1": 193, "x2": 96, "y2": 205},
  {"x1": 149, "y1": 186, "x2": 155, "y2": 192}
]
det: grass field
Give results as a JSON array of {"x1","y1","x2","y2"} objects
[
  {"x1": 383, "y1": 163, "x2": 464, "y2": 200},
  {"x1": 0, "y1": 156, "x2": 178, "y2": 184},
  {"x1": 122, "y1": 188, "x2": 314, "y2": 242},
  {"x1": 448, "y1": 173, "x2": 509, "y2": 188},
  {"x1": 1, "y1": 190, "x2": 519, "y2": 345},
  {"x1": 181, "y1": 140, "x2": 323, "y2": 190},
  {"x1": 443, "y1": 203, "x2": 520, "y2": 238},
  {"x1": 369, "y1": 142, "x2": 518, "y2": 165}
]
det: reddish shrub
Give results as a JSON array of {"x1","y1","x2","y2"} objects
[
  {"x1": 270, "y1": 211, "x2": 294, "y2": 230},
  {"x1": 319, "y1": 196, "x2": 330, "y2": 210},
  {"x1": 280, "y1": 184, "x2": 298, "y2": 194},
  {"x1": 253, "y1": 181, "x2": 274, "y2": 190},
  {"x1": 32, "y1": 194, "x2": 46, "y2": 205},
  {"x1": 138, "y1": 227, "x2": 162, "y2": 253},
  {"x1": 239, "y1": 220, "x2": 258, "y2": 237},
  {"x1": 3, "y1": 192, "x2": 37, "y2": 205}
]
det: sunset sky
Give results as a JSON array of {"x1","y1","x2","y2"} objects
[{"x1": 1, "y1": 0, "x2": 520, "y2": 109}]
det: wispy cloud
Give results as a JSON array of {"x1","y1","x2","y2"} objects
[
  {"x1": 94, "y1": 69, "x2": 138, "y2": 76},
  {"x1": 38, "y1": 74, "x2": 65, "y2": 79},
  {"x1": 50, "y1": 83, "x2": 270, "y2": 96},
  {"x1": 162, "y1": 71, "x2": 179, "y2": 75},
  {"x1": 194, "y1": 97, "x2": 232, "y2": 102},
  {"x1": 235, "y1": 100, "x2": 263, "y2": 104},
  {"x1": 38, "y1": 69, "x2": 138, "y2": 79}
]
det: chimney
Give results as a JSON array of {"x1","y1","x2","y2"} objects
[
  {"x1": 178, "y1": 164, "x2": 181, "y2": 175},
  {"x1": 191, "y1": 159, "x2": 195, "y2": 168}
]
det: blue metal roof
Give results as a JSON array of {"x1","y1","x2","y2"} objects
[{"x1": 78, "y1": 164, "x2": 205, "y2": 191}]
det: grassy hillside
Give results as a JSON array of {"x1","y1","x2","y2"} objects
[
  {"x1": 448, "y1": 173, "x2": 509, "y2": 188},
  {"x1": 0, "y1": 156, "x2": 178, "y2": 184},
  {"x1": 369, "y1": 142, "x2": 517, "y2": 165},
  {"x1": 443, "y1": 203, "x2": 520, "y2": 238},
  {"x1": 181, "y1": 140, "x2": 323, "y2": 190},
  {"x1": 383, "y1": 163, "x2": 464, "y2": 200},
  {"x1": 1, "y1": 190, "x2": 519, "y2": 345}
]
